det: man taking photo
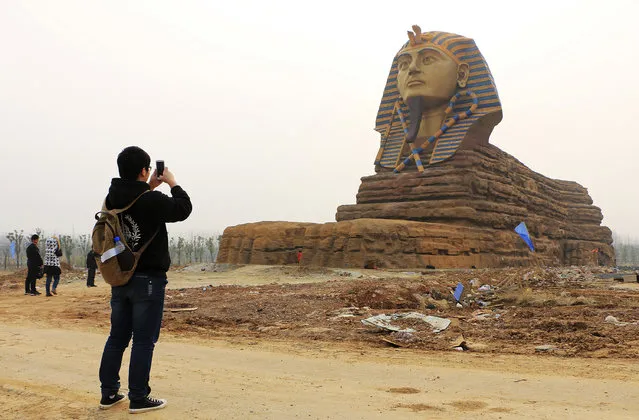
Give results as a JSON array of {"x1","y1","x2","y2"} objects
[{"x1": 98, "y1": 146, "x2": 192, "y2": 414}]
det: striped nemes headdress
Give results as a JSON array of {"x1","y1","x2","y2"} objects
[{"x1": 375, "y1": 27, "x2": 502, "y2": 169}]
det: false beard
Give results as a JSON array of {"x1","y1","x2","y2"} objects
[{"x1": 406, "y1": 96, "x2": 425, "y2": 143}]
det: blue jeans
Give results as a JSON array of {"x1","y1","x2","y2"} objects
[
  {"x1": 99, "y1": 273, "x2": 167, "y2": 401},
  {"x1": 45, "y1": 273, "x2": 60, "y2": 294}
]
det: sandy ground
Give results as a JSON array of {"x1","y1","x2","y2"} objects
[{"x1": 0, "y1": 265, "x2": 638, "y2": 419}]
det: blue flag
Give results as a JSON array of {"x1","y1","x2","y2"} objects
[
  {"x1": 515, "y1": 222, "x2": 534, "y2": 252},
  {"x1": 9, "y1": 241, "x2": 16, "y2": 259},
  {"x1": 453, "y1": 282, "x2": 464, "y2": 302}
]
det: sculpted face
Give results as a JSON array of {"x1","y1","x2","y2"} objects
[
  {"x1": 397, "y1": 47, "x2": 468, "y2": 105},
  {"x1": 374, "y1": 27, "x2": 503, "y2": 170}
]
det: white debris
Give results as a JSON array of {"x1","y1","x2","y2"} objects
[
  {"x1": 361, "y1": 314, "x2": 412, "y2": 332},
  {"x1": 604, "y1": 315, "x2": 638, "y2": 326},
  {"x1": 535, "y1": 345, "x2": 556, "y2": 352},
  {"x1": 361, "y1": 312, "x2": 451, "y2": 333}
]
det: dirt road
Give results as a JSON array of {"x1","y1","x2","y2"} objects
[
  {"x1": 0, "y1": 266, "x2": 638, "y2": 419},
  {"x1": 2, "y1": 324, "x2": 638, "y2": 419}
]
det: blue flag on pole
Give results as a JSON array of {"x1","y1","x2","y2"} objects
[
  {"x1": 453, "y1": 282, "x2": 464, "y2": 302},
  {"x1": 514, "y1": 222, "x2": 534, "y2": 252},
  {"x1": 9, "y1": 241, "x2": 16, "y2": 259}
]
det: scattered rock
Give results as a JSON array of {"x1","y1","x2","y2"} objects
[
  {"x1": 535, "y1": 345, "x2": 556, "y2": 352},
  {"x1": 603, "y1": 315, "x2": 637, "y2": 326}
]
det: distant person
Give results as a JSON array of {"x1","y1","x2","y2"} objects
[
  {"x1": 86, "y1": 250, "x2": 98, "y2": 287},
  {"x1": 296, "y1": 249, "x2": 303, "y2": 265},
  {"x1": 43, "y1": 237, "x2": 62, "y2": 297},
  {"x1": 98, "y1": 146, "x2": 192, "y2": 413},
  {"x1": 25, "y1": 234, "x2": 43, "y2": 296}
]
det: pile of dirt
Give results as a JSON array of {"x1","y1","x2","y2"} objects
[
  {"x1": 175, "y1": 263, "x2": 218, "y2": 272},
  {"x1": 12, "y1": 264, "x2": 634, "y2": 358},
  {"x1": 0, "y1": 263, "x2": 84, "y2": 291},
  {"x1": 0, "y1": 270, "x2": 27, "y2": 290},
  {"x1": 258, "y1": 265, "x2": 334, "y2": 277},
  {"x1": 157, "y1": 266, "x2": 639, "y2": 358},
  {"x1": 60, "y1": 261, "x2": 75, "y2": 272}
]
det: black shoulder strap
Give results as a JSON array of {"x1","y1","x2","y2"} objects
[
  {"x1": 109, "y1": 190, "x2": 150, "y2": 215},
  {"x1": 134, "y1": 228, "x2": 160, "y2": 256},
  {"x1": 96, "y1": 190, "x2": 151, "y2": 220}
]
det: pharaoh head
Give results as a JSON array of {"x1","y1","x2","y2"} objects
[
  {"x1": 374, "y1": 26, "x2": 502, "y2": 170},
  {"x1": 396, "y1": 26, "x2": 470, "y2": 106}
]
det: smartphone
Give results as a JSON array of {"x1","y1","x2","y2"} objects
[{"x1": 156, "y1": 160, "x2": 165, "y2": 177}]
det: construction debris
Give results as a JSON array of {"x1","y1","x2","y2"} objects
[
  {"x1": 535, "y1": 345, "x2": 556, "y2": 352},
  {"x1": 361, "y1": 313, "x2": 451, "y2": 333},
  {"x1": 604, "y1": 315, "x2": 638, "y2": 326},
  {"x1": 164, "y1": 307, "x2": 198, "y2": 313}
]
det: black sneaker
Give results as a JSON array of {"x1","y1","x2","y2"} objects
[
  {"x1": 99, "y1": 393, "x2": 127, "y2": 409},
  {"x1": 129, "y1": 396, "x2": 167, "y2": 414}
]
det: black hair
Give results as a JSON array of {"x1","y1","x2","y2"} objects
[
  {"x1": 117, "y1": 146, "x2": 151, "y2": 180},
  {"x1": 31, "y1": 234, "x2": 39, "y2": 241}
]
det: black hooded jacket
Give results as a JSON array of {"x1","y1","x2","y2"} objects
[
  {"x1": 26, "y1": 243, "x2": 43, "y2": 269},
  {"x1": 105, "y1": 178, "x2": 192, "y2": 277}
]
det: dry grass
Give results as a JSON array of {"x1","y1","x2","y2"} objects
[
  {"x1": 498, "y1": 287, "x2": 596, "y2": 307},
  {"x1": 394, "y1": 403, "x2": 443, "y2": 412},
  {"x1": 387, "y1": 387, "x2": 420, "y2": 394}
]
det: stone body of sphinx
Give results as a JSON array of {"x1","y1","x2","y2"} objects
[{"x1": 218, "y1": 25, "x2": 614, "y2": 269}]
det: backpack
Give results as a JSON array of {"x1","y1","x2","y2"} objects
[{"x1": 91, "y1": 191, "x2": 158, "y2": 286}]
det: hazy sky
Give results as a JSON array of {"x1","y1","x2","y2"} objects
[{"x1": 1, "y1": 0, "x2": 638, "y2": 240}]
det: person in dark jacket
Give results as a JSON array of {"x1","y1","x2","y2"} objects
[
  {"x1": 86, "y1": 250, "x2": 98, "y2": 287},
  {"x1": 25, "y1": 234, "x2": 43, "y2": 296},
  {"x1": 98, "y1": 146, "x2": 192, "y2": 414}
]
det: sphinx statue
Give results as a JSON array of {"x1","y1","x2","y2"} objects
[
  {"x1": 217, "y1": 25, "x2": 614, "y2": 269},
  {"x1": 374, "y1": 26, "x2": 502, "y2": 172}
]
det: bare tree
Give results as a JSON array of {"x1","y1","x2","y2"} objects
[
  {"x1": 193, "y1": 236, "x2": 206, "y2": 263},
  {"x1": 59, "y1": 235, "x2": 75, "y2": 266},
  {"x1": 77, "y1": 234, "x2": 91, "y2": 257},
  {"x1": 612, "y1": 231, "x2": 639, "y2": 266},
  {"x1": 184, "y1": 240, "x2": 194, "y2": 265},
  {"x1": 6, "y1": 229, "x2": 25, "y2": 268},
  {"x1": 205, "y1": 236, "x2": 219, "y2": 263},
  {"x1": 169, "y1": 237, "x2": 176, "y2": 264},
  {"x1": 34, "y1": 227, "x2": 47, "y2": 256},
  {"x1": 176, "y1": 237, "x2": 185, "y2": 266},
  {"x1": 1, "y1": 244, "x2": 9, "y2": 270}
]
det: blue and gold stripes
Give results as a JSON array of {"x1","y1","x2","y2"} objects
[
  {"x1": 393, "y1": 90, "x2": 479, "y2": 172},
  {"x1": 374, "y1": 30, "x2": 502, "y2": 170},
  {"x1": 396, "y1": 105, "x2": 425, "y2": 172}
]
